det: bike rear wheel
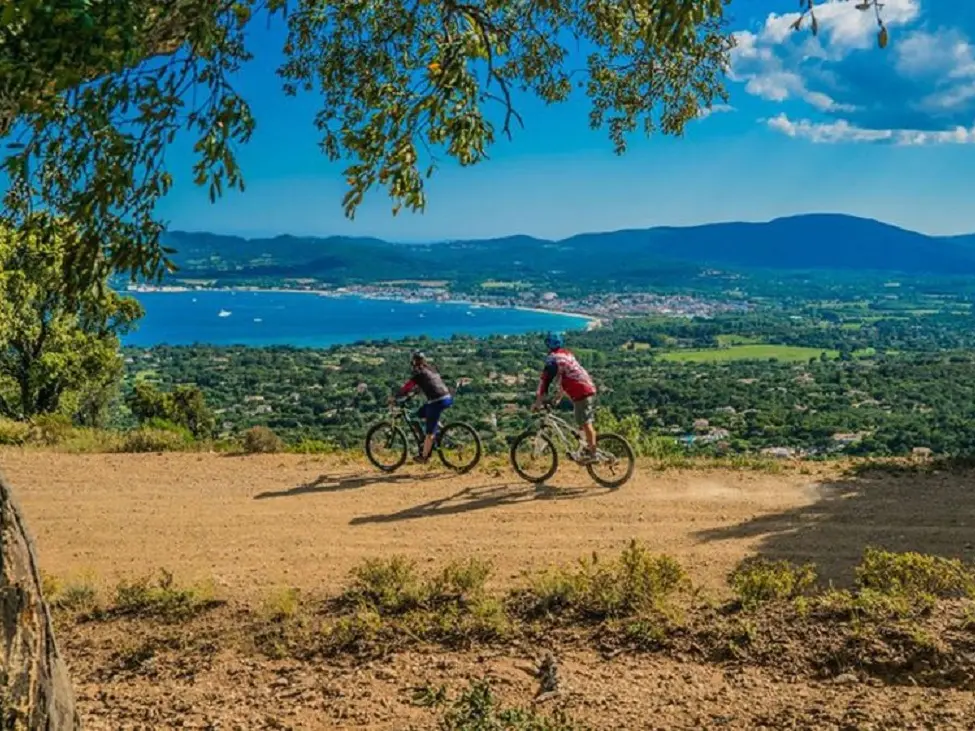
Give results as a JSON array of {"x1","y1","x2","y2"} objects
[
  {"x1": 364, "y1": 422, "x2": 409, "y2": 472},
  {"x1": 510, "y1": 431, "x2": 559, "y2": 484},
  {"x1": 437, "y1": 422, "x2": 483, "y2": 473},
  {"x1": 586, "y1": 432, "x2": 636, "y2": 488}
]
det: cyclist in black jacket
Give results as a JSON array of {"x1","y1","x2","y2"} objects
[{"x1": 391, "y1": 351, "x2": 453, "y2": 463}]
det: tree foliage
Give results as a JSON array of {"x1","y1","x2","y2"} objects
[
  {"x1": 126, "y1": 380, "x2": 215, "y2": 438},
  {"x1": 1, "y1": 0, "x2": 890, "y2": 290},
  {"x1": 0, "y1": 216, "x2": 143, "y2": 423}
]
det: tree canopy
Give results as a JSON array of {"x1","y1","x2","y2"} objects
[
  {"x1": 0, "y1": 216, "x2": 143, "y2": 422},
  {"x1": 0, "y1": 0, "x2": 891, "y2": 290}
]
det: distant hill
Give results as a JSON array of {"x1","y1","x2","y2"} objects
[{"x1": 162, "y1": 214, "x2": 975, "y2": 284}]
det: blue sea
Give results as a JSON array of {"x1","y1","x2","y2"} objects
[{"x1": 122, "y1": 290, "x2": 591, "y2": 348}]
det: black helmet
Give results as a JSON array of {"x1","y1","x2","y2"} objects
[{"x1": 411, "y1": 350, "x2": 426, "y2": 366}]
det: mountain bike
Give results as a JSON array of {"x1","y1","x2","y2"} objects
[
  {"x1": 364, "y1": 395, "x2": 482, "y2": 474},
  {"x1": 509, "y1": 403, "x2": 635, "y2": 488}
]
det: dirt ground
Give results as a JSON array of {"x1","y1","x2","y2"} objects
[
  {"x1": 4, "y1": 451, "x2": 834, "y2": 597},
  {"x1": 5, "y1": 450, "x2": 975, "y2": 729}
]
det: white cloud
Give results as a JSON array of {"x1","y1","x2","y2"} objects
[
  {"x1": 739, "y1": 69, "x2": 854, "y2": 112},
  {"x1": 698, "y1": 103, "x2": 736, "y2": 119},
  {"x1": 733, "y1": 0, "x2": 920, "y2": 63},
  {"x1": 767, "y1": 113, "x2": 975, "y2": 145},
  {"x1": 731, "y1": 0, "x2": 975, "y2": 145},
  {"x1": 924, "y1": 82, "x2": 975, "y2": 113},
  {"x1": 895, "y1": 29, "x2": 975, "y2": 79}
]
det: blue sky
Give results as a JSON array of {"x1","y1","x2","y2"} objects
[{"x1": 158, "y1": 0, "x2": 975, "y2": 240}]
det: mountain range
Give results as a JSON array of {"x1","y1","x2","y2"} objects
[{"x1": 162, "y1": 214, "x2": 975, "y2": 284}]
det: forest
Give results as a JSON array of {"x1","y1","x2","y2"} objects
[{"x1": 115, "y1": 305, "x2": 975, "y2": 458}]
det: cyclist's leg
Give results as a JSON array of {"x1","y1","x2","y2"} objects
[
  {"x1": 573, "y1": 397, "x2": 597, "y2": 459},
  {"x1": 426, "y1": 397, "x2": 452, "y2": 436},
  {"x1": 412, "y1": 403, "x2": 431, "y2": 461},
  {"x1": 419, "y1": 398, "x2": 450, "y2": 460}
]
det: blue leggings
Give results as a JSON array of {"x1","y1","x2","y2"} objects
[{"x1": 418, "y1": 396, "x2": 453, "y2": 435}]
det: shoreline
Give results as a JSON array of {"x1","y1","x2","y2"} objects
[{"x1": 127, "y1": 284, "x2": 604, "y2": 331}]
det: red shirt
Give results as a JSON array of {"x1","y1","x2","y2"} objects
[{"x1": 537, "y1": 348, "x2": 596, "y2": 402}]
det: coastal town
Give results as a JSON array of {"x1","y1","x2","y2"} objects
[{"x1": 127, "y1": 279, "x2": 753, "y2": 322}]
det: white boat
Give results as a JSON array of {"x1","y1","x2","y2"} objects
[
  {"x1": 254, "y1": 318, "x2": 263, "y2": 323},
  {"x1": 218, "y1": 309, "x2": 232, "y2": 318}
]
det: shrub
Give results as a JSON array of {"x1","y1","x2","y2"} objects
[
  {"x1": 113, "y1": 570, "x2": 215, "y2": 621},
  {"x1": 57, "y1": 581, "x2": 100, "y2": 613},
  {"x1": 432, "y1": 680, "x2": 582, "y2": 731},
  {"x1": 119, "y1": 427, "x2": 193, "y2": 453},
  {"x1": 855, "y1": 547, "x2": 975, "y2": 599},
  {"x1": 127, "y1": 382, "x2": 215, "y2": 439},
  {"x1": 287, "y1": 438, "x2": 338, "y2": 455},
  {"x1": 57, "y1": 427, "x2": 123, "y2": 454},
  {"x1": 319, "y1": 556, "x2": 507, "y2": 656},
  {"x1": 44, "y1": 571, "x2": 100, "y2": 613},
  {"x1": 816, "y1": 587, "x2": 921, "y2": 622},
  {"x1": 260, "y1": 587, "x2": 303, "y2": 623},
  {"x1": 324, "y1": 608, "x2": 385, "y2": 655},
  {"x1": 0, "y1": 419, "x2": 30, "y2": 446},
  {"x1": 521, "y1": 540, "x2": 687, "y2": 621},
  {"x1": 729, "y1": 557, "x2": 817, "y2": 609},
  {"x1": 429, "y1": 558, "x2": 493, "y2": 604},
  {"x1": 30, "y1": 414, "x2": 74, "y2": 445},
  {"x1": 143, "y1": 417, "x2": 189, "y2": 433},
  {"x1": 343, "y1": 556, "x2": 424, "y2": 614},
  {"x1": 242, "y1": 426, "x2": 284, "y2": 454}
]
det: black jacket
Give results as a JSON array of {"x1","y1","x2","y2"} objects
[{"x1": 398, "y1": 365, "x2": 450, "y2": 401}]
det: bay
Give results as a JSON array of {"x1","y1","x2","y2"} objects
[{"x1": 122, "y1": 290, "x2": 591, "y2": 348}]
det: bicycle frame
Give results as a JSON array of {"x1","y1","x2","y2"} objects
[
  {"x1": 389, "y1": 396, "x2": 448, "y2": 451},
  {"x1": 533, "y1": 407, "x2": 584, "y2": 456}
]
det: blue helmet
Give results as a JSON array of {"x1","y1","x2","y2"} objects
[{"x1": 544, "y1": 332, "x2": 564, "y2": 350}]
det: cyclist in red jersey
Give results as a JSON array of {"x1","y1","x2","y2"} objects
[{"x1": 532, "y1": 332, "x2": 598, "y2": 464}]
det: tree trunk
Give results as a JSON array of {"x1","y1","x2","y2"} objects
[{"x1": 0, "y1": 470, "x2": 80, "y2": 730}]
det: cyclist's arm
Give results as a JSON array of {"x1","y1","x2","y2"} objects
[
  {"x1": 396, "y1": 379, "x2": 418, "y2": 400},
  {"x1": 534, "y1": 360, "x2": 558, "y2": 405}
]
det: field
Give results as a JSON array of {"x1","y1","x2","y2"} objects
[
  {"x1": 660, "y1": 344, "x2": 837, "y2": 363},
  {"x1": 5, "y1": 450, "x2": 975, "y2": 729}
]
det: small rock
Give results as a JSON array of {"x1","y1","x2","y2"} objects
[{"x1": 833, "y1": 673, "x2": 858, "y2": 686}]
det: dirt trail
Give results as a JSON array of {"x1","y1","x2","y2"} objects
[
  {"x1": 7, "y1": 450, "x2": 975, "y2": 729},
  {"x1": 4, "y1": 450, "x2": 834, "y2": 595}
]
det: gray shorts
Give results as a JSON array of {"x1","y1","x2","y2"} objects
[{"x1": 572, "y1": 395, "x2": 596, "y2": 427}]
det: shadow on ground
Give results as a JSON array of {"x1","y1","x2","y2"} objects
[
  {"x1": 695, "y1": 463, "x2": 975, "y2": 586},
  {"x1": 253, "y1": 471, "x2": 446, "y2": 500},
  {"x1": 349, "y1": 482, "x2": 606, "y2": 524}
]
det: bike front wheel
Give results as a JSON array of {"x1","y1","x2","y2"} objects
[
  {"x1": 586, "y1": 432, "x2": 636, "y2": 488},
  {"x1": 510, "y1": 431, "x2": 559, "y2": 484},
  {"x1": 437, "y1": 422, "x2": 483, "y2": 474},
  {"x1": 364, "y1": 422, "x2": 409, "y2": 472}
]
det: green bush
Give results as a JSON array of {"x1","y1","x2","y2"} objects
[
  {"x1": 287, "y1": 438, "x2": 338, "y2": 454},
  {"x1": 242, "y1": 425, "x2": 284, "y2": 454},
  {"x1": 30, "y1": 414, "x2": 74, "y2": 445},
  {"x1": 118, "y1": 427, "x2": 193, "y2": 453},
  {"x1": 729, "y1": 557, "x2": 817, "y2": 609},
  {"x1": 0, "y1": 419, "x2": 30, "y2": 445},
  {"x1": 522, "y1": 540, "x2": 687, "y2": 621},
  {"x1": 431, "y1": 680, "x2": 582, "y2": 731},
  {"x1": 343, "y1": 556, "x2": 424, "y2": 614},
  {"x1": 113, "y1": 570, "x2": 214, "y2": 621},
  {"x1": 856, "y1": 547, "x2": 975, "y2": 599},
  {"x1": 127, "y1": 382, "x2": 215, "y2": 438}
]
